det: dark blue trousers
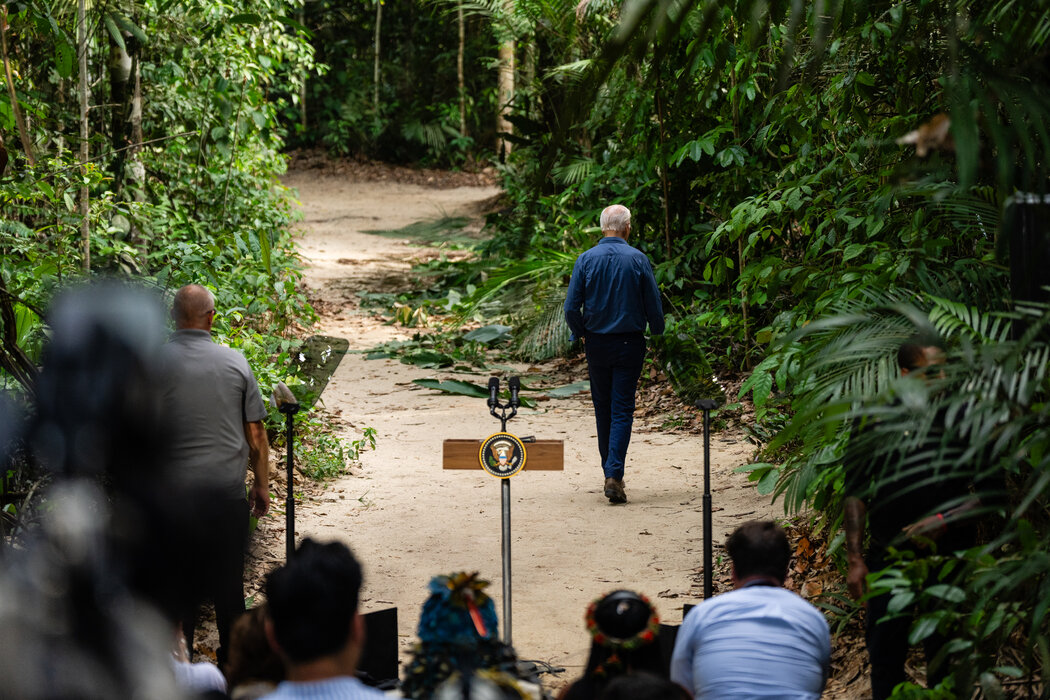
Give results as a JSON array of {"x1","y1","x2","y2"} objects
[{"x1": 585, "y1": 333, "x2": 646, "y2": 480}]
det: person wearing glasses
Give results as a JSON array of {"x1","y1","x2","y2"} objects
[{"x1": 161, "y1": 283, "x2": 271, "y2": 669}]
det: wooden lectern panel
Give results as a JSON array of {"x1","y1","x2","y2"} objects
[{"x1": 443, "y1": 439, "x2": 564, "y2": 470}]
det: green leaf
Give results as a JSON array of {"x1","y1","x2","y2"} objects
[
  {"x1": 887, "y1": 590, "x2": 915, "y2": 614},
  {"x1": 258, "y1": 230, "x2": 272, "y2": 277},
  {"x1": 114, "y1": 14, "x2": 148, "y2": 45},
  {"x1": 463, "y1": 324, "x2": 512, "y2": 344},
  {"x1": 230, "y1": 13, "x2": 263, "y2": 25},
  {"x1": 545, "y1": 380, "x2": 590, "y2": 398},
  {"x1": 757, "y1": 466, "x2": 780, "y2": 495},
  {"x1": 104, "y1": 15, "x2": 126, "y2": 51},
  {"x1": 278, "y1": 15, "x2": 313, "y2": 37},
  {"x1": 413, "y1": 378, "x2": 489, "y2": 399},
  {"x1": 413, "y1": 379, "x2": 535, "y2": 407},
  {"x1": 401, "y1": 351, "x2": 455, "y2": 368},
  {"x1": 909, "y1": 612, "x2": 944, "y2": 644},
  {"x1": 54, "y1": 41, "x2": 74, "y2": 79},
  {"x1": 842, "y1": 243, "x2": 867, "y2": 262},
  {"x1": 924, "y1": 584, "x2": 965, "y2": 603}
]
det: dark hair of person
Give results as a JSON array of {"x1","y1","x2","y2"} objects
[
  {"x1": 225, "y1": 605, "x2": 285, "y2": 688},
  {"x1": 598, "y1": 673, "x2": 691, "y2": 700},
  {"x1": 560, "y1": 591, "x2": 665, "y2": 700},
  {"x1": 265, "y1": 539, "x2": 363, "y2": 663},
  {"x1": 726, "y1": 520, "x2": 791, "y2": 583},
  {"x1": 897, "y1": 342, "x2": 927, "y2": 372}
]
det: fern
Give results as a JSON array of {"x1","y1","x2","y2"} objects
[{"x1": 513, "y1": 288, "x2": 573, "y2": 362}]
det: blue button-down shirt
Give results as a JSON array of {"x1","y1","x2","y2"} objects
[{"x1": 564, "y1": 236, "x2": 665, "y2": 341}]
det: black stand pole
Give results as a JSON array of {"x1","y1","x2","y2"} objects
[
  {"x1": 488, "y1": 376, "x2": 520, "y2": 645},
  {"x1": 284, "y1": 409, "x2": 296, "y2": 561},
  {"x1": 272, "y1": 382, "x2": 301, "y2": 562},
  {"x1": 696, "y1": 399, "x2": 719, "y2": 599}
]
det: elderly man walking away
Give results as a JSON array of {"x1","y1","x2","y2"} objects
[
  {"x1": 670, "y1": 521, "x2": 831, "y2": 699},
  {"x1": 261, "y1": 539, "x2": 384, "y2": 699},
  {"x1": 564, "y1": 204, "x2": 664, "y2": 504},
  {"x1": 161, "y1": 283, "x2": 270, "y2": 668}
]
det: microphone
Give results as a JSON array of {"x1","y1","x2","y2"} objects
[
  {"x1": 488, "y1": 377, "x2": 501, "y2": 409},
  {"x1": 508, "y1": 376, "x2": 520, "y2": 408}
]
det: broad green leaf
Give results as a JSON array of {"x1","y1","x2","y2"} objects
[
  {"x1": 908, "y1": 612, "x2": 944, "y2": 644},
  {"x1": 463, "y1": 324, "x2": 512, "y2": 344},
  {"x1": 114, "y1": 14, "x2": 148, "y2": 45},
  {"x1": 413, "y1": 378, "x2": 489, "y2": 398},
  {"x1": 54, "y1": 41, "x2": 74, "y2": 79},
  {"x1": 545, "y1": 381, "x2": 590, "y2": 398},
  {"x1": 842, "y1": 243, "x2": 867, "y2": 262},
  {"x1": 757, "y1": 466, "x2": 779, "y2": 495},
  {"x1": 401, "y1": 351, "x2": 455, "y2": 368},
  {"x1": 104, "y1": 15, "x2": 125, "y2": 51}
]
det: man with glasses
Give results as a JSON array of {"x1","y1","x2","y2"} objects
[{"x1": 162, "y1": 283, "x2": 270, "y2": 668}]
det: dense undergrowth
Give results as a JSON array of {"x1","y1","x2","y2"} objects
[
  {"x1": 3, "y1": 0, "x2": 1050, "y2": 694},
  {"x1": 330, "y1": 1, "x2": 1050, "y2": 693}
]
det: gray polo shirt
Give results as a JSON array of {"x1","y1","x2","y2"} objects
[{"x1": 161, "y1": 329, "x2": 267, "y2": 500}]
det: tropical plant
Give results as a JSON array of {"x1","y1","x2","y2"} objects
[{"x1": 763, "y1": 295, "x2": 1050, "y2": 692}]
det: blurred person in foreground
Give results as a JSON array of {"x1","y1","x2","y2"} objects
[
  {"x1": 558, "y1": 590, "x2": 673, "y2": 700},
  {"x1": 261, "y1": 539, "x2": 383, "y2": 699},
  {"x1": 563, "y1": 204, "x2": 664, "y2": 504},
  {"x1": 402, "y1": 572, "x2": 535, "y2": 699},
  {"x1": 670, "y1": 521, "x2": 831, "y2": 698},
  {"x1": 844, "y1": 341, "x2": 998, "y2": 698},
  {"x1": 598, "y1": 673, "x2": 690, "y2": 700},
  {"x1": 161, "y1": 283, "x2": 270, "y2": 666},
  {"x1": 226, "y1": 605, "x2": 285, "y2": 700},
  {"x1": 0, "y1": 283, "x2": 217, "y2": 699}
]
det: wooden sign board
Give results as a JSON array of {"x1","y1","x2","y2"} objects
[{"x1": 443, "y1": 439, "x2": 564, "y2": 471}]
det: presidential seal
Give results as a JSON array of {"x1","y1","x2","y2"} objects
[{"x1": 478, "y1": 432, "x2": 527, "y2": 478}]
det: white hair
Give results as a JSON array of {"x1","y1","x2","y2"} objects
[{"x1": 600, "y1": 205, "x2": 631, "y2": 234}]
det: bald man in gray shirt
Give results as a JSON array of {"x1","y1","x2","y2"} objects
[{"x1": 162, "y1": 284, "x2": 270, "y2": 667}]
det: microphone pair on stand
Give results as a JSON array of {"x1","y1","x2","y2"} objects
[{"x1": 488, "y1": 377, "x2": 520, "y2": 410}]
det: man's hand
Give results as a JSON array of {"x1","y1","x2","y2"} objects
[
  {"x1": 249, "y1": 480, "x2": 270, "y2": 517},
  {"x1": 245, "y1": 420, "x2": 270, "y2": 517},
  {"x1": 846, "y1": 556, "x2": 869, "y2": 603},
  {"x1": 843, "y1": 496, "x2": 868, "y2": 604},
  {"x1": 902, "y1": 513, "x2": 946, "y2": 544}
]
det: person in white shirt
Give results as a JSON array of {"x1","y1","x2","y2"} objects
[{"x1": 670, "y1": 521, "x2": 831, "y2": 699}]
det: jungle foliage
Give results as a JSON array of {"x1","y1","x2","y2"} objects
[
  {"x1": 0, "y1": 0, "x2": 325, "y2": 530},
  {"x1": 284, "y1": 0, "x2": 500, "y2": 164},
  {"x1": 3, "y1": 0, "x2": 1050, "y2": 691},
  {"x1": 389, "y1": 0, "x2": 1050, "y2": 691}
]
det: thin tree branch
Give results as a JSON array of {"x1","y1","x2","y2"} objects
[{"x1": 0, "y1": 6, "x2": 35, "y2": 166}]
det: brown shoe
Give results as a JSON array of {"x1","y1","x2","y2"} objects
[{"x1": 604, "y1": 477, "x2": 627, "y2": 504}]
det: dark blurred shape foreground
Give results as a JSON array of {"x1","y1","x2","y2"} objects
[{"x1": 0, "y1": 282, "x2": 226, "y2": 699}]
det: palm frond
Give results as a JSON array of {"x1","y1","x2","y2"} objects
[
  {"x1": 513, "y1": 287, "x2": 573, "y2": 361},
  {"x1": 551, "y1": 155, "x2": 595, "y2": 185}
]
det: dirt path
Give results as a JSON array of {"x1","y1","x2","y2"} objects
[{"x1": 280, "y1": 168, "x2": 778, "y2": 690}]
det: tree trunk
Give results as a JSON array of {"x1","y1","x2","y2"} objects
[
  {"x1": 128, "y1": 55, "x2": 146, "y2": 256},
  {"x1": 1, "y1": 6, "x2": 35, "y2": 166},
  {"x1": 373, "y1": 0, "x2": 382, "y2": 120},
  {"x1": 458, "y1": 3, "x2": 466, "y2": 136},
  {"x1": 78, "y1": 0, "x2": 90, "y2": 273},
  {"x1": 497, "y1": 38, "x2": 514, "y2": 157},
  {"x1": 108, "y1": 29, "x2": 132, "y2": 190}
]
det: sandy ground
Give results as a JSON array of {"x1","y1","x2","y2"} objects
[{"x1": 276, "y1": 168, "x2": 783, "y2": 692}]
